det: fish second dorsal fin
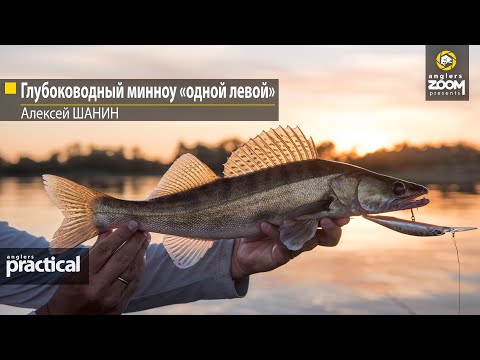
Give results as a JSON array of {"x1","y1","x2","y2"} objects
[
  {"x1": 223, "y1": 126, "x2": 318, "y2": 178},
  {"x1": 147, "y1": 154, "x2": 219, "y2": 200}
]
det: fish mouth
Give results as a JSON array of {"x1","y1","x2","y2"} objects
[{"x1": 389, "y1": 189, "x2": 429, "y2": 211}]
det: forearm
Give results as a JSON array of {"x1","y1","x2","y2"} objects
[
  {"x1": 0, "y1": 221, "x2": 249, "y2": 312},
  {"x1": 125, "y1": 239, "x2": 249, "y2": 313},
  {"x1": 0, "y1": 222, "x2": 59, "y2": 309}
]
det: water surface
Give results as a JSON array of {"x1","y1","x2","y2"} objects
[{"x1": 0, "y1": 176, "x2": 479, "y2": 314}]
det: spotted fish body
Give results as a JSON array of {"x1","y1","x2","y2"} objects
[
  {"x1": 43, "y1": 126, "x2": 430, "y2": 268},
  {"x1": 94, "y1": 159, "x2": 427, "y2": 238}
]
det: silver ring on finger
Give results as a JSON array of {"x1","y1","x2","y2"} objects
[{"x1": 117, "y1": 276, "x2": 129, "y2": 285}]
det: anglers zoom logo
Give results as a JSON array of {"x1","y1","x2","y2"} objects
[
  {"x1": 426, "y1": 45, "x2": 469, "y2": 101},
  {"x1": 436, "y1": 50, "x2": 457, "y2": 71},
  {"x1": 0, "y1": 248, "x2": 88, "y2": 285}
]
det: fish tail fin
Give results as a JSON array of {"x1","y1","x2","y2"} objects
[{"x1": 42, "y1": 174, "x2": 102, "y2": 253}]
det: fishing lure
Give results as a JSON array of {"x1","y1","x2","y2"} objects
[{"x1": 362, "y1": 214, "x2": 476, "y2": 236}]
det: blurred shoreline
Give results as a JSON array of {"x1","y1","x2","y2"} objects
[{"x1": 1, "y1": 139, "x2": 480, "y2": 188}]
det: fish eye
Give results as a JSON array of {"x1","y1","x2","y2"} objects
[{"x1": 392, "y1": 181, "x2": 406, "y2": 196}]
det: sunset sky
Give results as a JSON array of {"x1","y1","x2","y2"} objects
[{"x1": 0, "y1": 45, "x2": 479, "y2": 162}]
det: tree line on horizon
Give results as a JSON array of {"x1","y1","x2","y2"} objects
[{"x1": 0, "y1": 138, "x2": 479, "y2": 180}]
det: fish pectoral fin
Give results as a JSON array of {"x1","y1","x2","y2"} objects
[
  {"x1": 147, "y1": 154, "x2": 219, "y2": 200},
  {"x1": 163, "y1": 235, "x2": 214, "y2": 268},
  {"x1": 279, "y1": 219, "x2": 319, "y2": 251}
]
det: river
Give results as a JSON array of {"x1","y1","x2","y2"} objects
[{"x1": 0, "y1": 176, "x2": 478, "y2": 314}]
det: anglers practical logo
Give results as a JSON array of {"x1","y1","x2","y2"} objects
[
  {"x1": 0, "y1": 248, "x2": 88, "y2": 285},
  {"x1": 436, "y1": 50, "x2": 457, "y2": 71},
  {"x1": 5, "y1": 254, "x2": 80, "y2": 278},
  {"x1": 426, "y1": 45, "x2": 469, "y2": 101}
]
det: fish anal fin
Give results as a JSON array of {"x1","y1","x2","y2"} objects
[
  {"x1": 163, "y1": 235, "x2": 214, "y2": 268},
  {"x1": 223, "y1": 126, "x2": 318, "y2": 178},
  {"x1": 147, "y1": 154, "x2": 219, "y2": 200}
]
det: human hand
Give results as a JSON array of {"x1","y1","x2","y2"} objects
[
  {"x1": 230, "y1": 217, "x2": 350, "y2": 281},
  {"x1": 36, "y1": 221, "x2": 150, "y2": 315}
]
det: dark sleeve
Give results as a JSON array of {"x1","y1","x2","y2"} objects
[{"x1": 125, "y1": 239, "x2": 249, "y2": 312}]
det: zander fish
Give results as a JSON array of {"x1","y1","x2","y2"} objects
[
  {"x1": 363, "y1": 214, "x2": 477, "y2": 236},
  {"x1": 43, "y1": 126, "x2": 430, "y2": 268}
]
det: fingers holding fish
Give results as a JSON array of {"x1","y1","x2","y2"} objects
[
  {"x1": 332, "y1": 217, "x2": 351, "y2": 227},
  {"x1": 266, "y1": 217, "x2": 347, "y2": 250},
  {"x1": 96, "y1": 230, "x2": 113, "y2": 242},
  {"x1": 317, "y1": 218, "x2": 343, "y2": 247},
  {"x1": 89, "y1": 221, "x2": 140, "y2": 275},
  {"x1": 110, "y1": 234, "x2": 149, "y2": 304},
  {"x1": 288, "y1": 217, "x2": 347, "y2": 258},
  {"x1": 93, "y1": 236, "x2": 147, "y2": 313},
  {"x1": 96, "y1": 229, "x2": 149, "y2": 285},
  {"x1": 38, "y1": 227, "x2": 149, "y2": 314},
  {"x1": 259, "y1": 222, "x2": 279, "y2": 240},
  {"x1": 259, "y1": 217, "x2": 347, "y2": 260},
  {"x1": 259, "y1": 222, "x2": 292, "y2": 261}
]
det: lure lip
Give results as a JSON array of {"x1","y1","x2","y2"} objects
[{"x1": 445, "y1": 227, "x2": 478, "y2": 233}]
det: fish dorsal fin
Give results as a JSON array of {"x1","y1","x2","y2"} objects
[
  {"x1": 147, "y1": 153, "x2": 219, "y2": 200},
  {"x1": 223, "y1": 126, "x2": 318, "y2": 177}
]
